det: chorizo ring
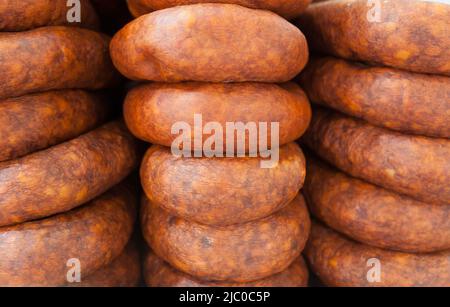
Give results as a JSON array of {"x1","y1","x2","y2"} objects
[
  {"x1": 297, "y1": 0, "x2": 450, "y2": 76},
  {"x1": 140, "y1": 143, "x2": 305, "y2": 226},
  {"x1": 0, "y1": 0, "x2": 99, "y2": 32},
  {"x1": 304, "y1": 155, "x2": 450, "y2": 253},
  {"x1": 144, "y1": 251, "x2": 309, "y2": 287},
  {"x1": 124, "y1": 82, "x2": 311, "y2": 151},
  {"x1": 0, "y1": 121, "x2": 140, "y2": 227},
  {"x1": 141, "y1": 194, "x2": 311, "y2": 282},
  {"x1": 303, "y1": 108, "x2": 450, "y2": 205},
  {"x1": 126, "y1": 0, "x2": 311, "y2": 20},
  {"x1": 0, "y1": 90, "x2": 109, "y2": 162},
  {"x1": 0, "y1": 26, "x2": 119, "y2": 100},
  {"x1": 305, "y1": 222, "x2": 450, "y2": 287},
  {"x1": 299, "y1": 57, "x2": 450, "y2": 138},
  {"x1": 110, "y1": 3, "x2": 308, "y2": 82},
  {"x1": 0, "y1": 182, "x2": 136, "y2": 287}
]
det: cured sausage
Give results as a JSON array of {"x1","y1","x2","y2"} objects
[
  {"x1": 0, "y1": 0, "x2": 99, "y2": 31},
  {"x1": 144, "y1": 251, "x2": 309, "y2": 287},
  {"x1": 141, "y1": 194, "x2": 310, "y2": 282},
  {"x1": 299, "y1": 57, "x2": 450, "y2": 138},
  {"x1": 126, "y1": 0, "x2": 311, "y2": 20},
  {"x1": 140, "y1": 143, "x2": 305, "y2": 226},
  {"x1": 0, "y1": 90, "x2": 109, "y2": 162},
  {"x1": 0, "y1": 26, "x2": 119, "y2": 100},
  {"x1": 0, "y1": 182, "x2": 137, "y2": 287},
  {"x1": 124, "y1": 82, "x2": 311, "y2": 151},
  {"x1": 305, "y1": 222, "x2": 450, "y2": 287},
  {"x1": 110, "y1": 3, "x2": 308, "y2": 82},
  {"x1": 68, "y1": 239, "x2": 141, "y2": 287},
  {"x1": 297, "y1": 0, "x2": 450, "y2": 75},
  {"x1": 303, "y1": 108, "x2": 450, "y2": 205},
  {"x1": 304, "y1": 155, "x2": 450, "y2": 253},
  {"x1": 0, "y1": 121, "x2": 140, "y2": 227}
]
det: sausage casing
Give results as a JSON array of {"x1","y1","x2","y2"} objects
[
  {"x1": 110, "y1": 4, "x2": 308, "y2": 82},
  {"x1": 0, "y1": 26, "x2": 119, "y2": 100},
  {"x1": 0, "y1": 121, "x2": 140, "y2": 227},
  {"x1": 140, "y1": 143, "x2": 306, "y2": 226},
  {"x1": 0, "y1": 90, "x2": 109, "y2": 162},
  {"x1": 141, "y1": 194, "x2": 310, "y2": 282},
  {"x1": 303, "y1": 108, "x2": 450, "y2": 205}
]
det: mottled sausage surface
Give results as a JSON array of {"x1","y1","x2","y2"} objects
[
  {"x1": 140, "y1": 143, "x2": 305, "y2": 226},
  {"x1": 0, "y1": 90, "x2": 109, "y2": 162},
  {"x1": 0, "y1": 26, "x2": 119, "y2": 100},
  {"x1": 141, "y1": 194, "x2": 310, "y2": 282},
  {"x1": 67, "y1": 239, "x2": 141, "y2": 287},
  {"x1": 0, "y1": 0, "x2": 99, "y2": 31},
  {"x1": 126, "y1": 0, "x2": 311, "y2": 20},
  {"x1": 124, "y1": 82, "x2": 311, "y2": 151},
  {"x1": 304, "y1": 155, "x2": 450, "y2": 253},
  {"x1": 299, "y1": 57, "x2": 450, "y2": 138},
  {"x1": 0, "y1": 182, "x2": 137, "y2": 287},
  {"x1": 0, "y1": 121, "x2": 140, "y2": 227},
  {"x1": 305, "y1": 222, "x2": 450, "y2": 287},
  {"x1": 297, "y1": 0, "x2": 450, "y2": 75},
  {"x1": 110, "y1": 3, "x2": 308, "y2": 82},
  {"x1": 303, "y1": 108, "x2": 450, "y2": 205},
  {"x1": 144, "y1": 251, "x2": 309, "y2": 287}
]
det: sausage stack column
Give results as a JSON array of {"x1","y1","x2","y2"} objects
[
  {"x1": 296, "y1": 0, "x2": 450, "y2": 286},
  {"x1": 111, "y1": 1, "x2": 313, "y2": 286},
  {"x1": 0, "y1": 0, "x2": 140, "y2": 286}
]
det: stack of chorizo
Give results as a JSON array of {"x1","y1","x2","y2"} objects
[
  {"x1": 0, "y1": 0, "x2": 141, "y2": 286},
  {"x1": 0, "y1": 182, "x2": 138, "y2": 286},
  {"x1": 296, "y1": 0, "x2": 450, "y2": 287},
  {"x1": 110, "y1": 2, "x2": 312, "y2": 286}
]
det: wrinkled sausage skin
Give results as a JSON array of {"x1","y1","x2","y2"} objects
[
  {"x1": 67, "y1": 239, "x2": 141, "y2": 287},
  {"x1": 126, "y1": 0, "x2": 311, "y2": 20},
  {"x1": 0, "y1": 90, "x2": 109, "y2": 162},
  {"x1": 124, "y1": 82, "x2": 311, "y2": 151},
  {"x1": 0, "y1": 26, "x2": 119, "y2": 100},
  {"x1": 110, "y1": 3, "x2": 308, "y2": 82},
  {"x1": 305, "y1": 222, "x2": 450, "y2": 287},
  {"x1": 299, "y1": 57, "x2": 450, "y2": 138},
  {"x1": 303, "y1": 108, "x2": 450, "y2": 205},
  {"x1": 144, "y1": 251, "x2": 309, "y2": 287},
  {"x1": 304, "y1": 155, "x2": 450, "y2": 253},
  {"x1": 296, "y1": 0, "x2": 450, "y2": 75},
  {"x1": 141, "y1": 194, "x2": 311, "y2": 282},
  {"x1": 0, "y1": 0, "x2": 100, "y2": 31},
  {"x1": 0, "y1": 121, "x2": 140, "y2": 227},
  {"x1": 140, "y1": 143, "x2": 305, "y2": 226},
  {"x1": 0, "y1": 182, "x2": 136, "y2": 287}
]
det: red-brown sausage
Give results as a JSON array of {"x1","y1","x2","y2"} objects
[
  {"x1": 110, "y1": 3, "x2": 308, "y2": 82},
  {"x1": 299, "y1": 57, "x2": 450, "y2": 138},
  {"x1": 141, "y1": 194, "x2": 311, "y2": 282},
  {"x1": 0, "y1": 0, "x2": 100, "y2": 31},
  {"x1": 0, "y1": 26, "x2": 119, "y2": 100},
  {"x1": 296, "y1": 0, "x2": 450, "y2": 76},
  {"x1": 140, "y1": 143, "x2": 305, "y2": 226},
  {"x1": 0, "y1": 121, "x2": 140, "y2": 227},
  {"x1": 0, "y1": 182, "x2": 136, "y2": 287},
  {"x1": 303, "y1": 108, "x2": 450, "y2": 205},
  {"x1": 0, "y1": 90, "x2": 109, "y2": 162},
  {"x1": 305, "y1": 222, "x2": 450, "y2": 287},
  {"x1": 124, "y1": 82, "x2": 311, "y2": 151},
  {"x1": 126, "y1": 0, "x2": 311, "y2": 20},
  {"x1": 67, "y1": 239, "x2": 141, "y2": 287},
  {"x1": 144, "y1": 251, "x2": 309, "y2": 287},
  {"x1": 304, "y1": 155, "x2": 450, "y2": 253}
]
